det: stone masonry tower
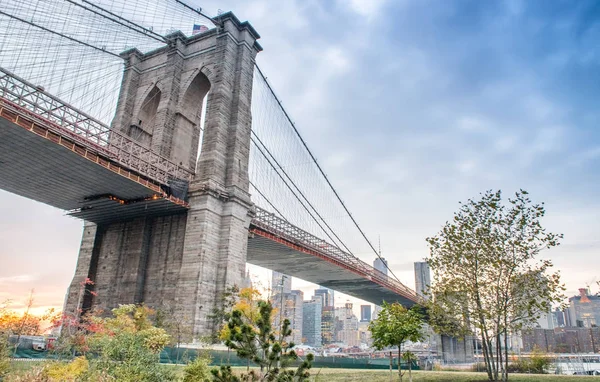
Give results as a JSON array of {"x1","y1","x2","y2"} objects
[{"x1": 64, "y1": 12, "x2": 262, "y2": 337}]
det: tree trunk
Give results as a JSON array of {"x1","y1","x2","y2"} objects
[
  {"x1": 480, "y1": 332, "x2": 494, "y2": 381},
  {"x1": 408, "y1": 356, "x2": 413, "y2": 382},
  {"x1": 398, "y1": 343, "x2": 403, "y2": 382},
  {"x1": 389, "y1": 351, "x2": 393, "y2": 382},
  {"x1": 496, "y1": 333, "x2": 504, "y2": 380},
  {"x1": 503, "y1": 330, "x2": 509, "y2": 382}
]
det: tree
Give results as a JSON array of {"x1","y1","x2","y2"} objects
[
  {"x1": 0, "y1": 333, "x2": 9, "y2": 379},
  {"x1": 0, "y1": 296, "x2": 56, "y2": 337},
  {"x1": 215, "y1": 295, "x2": 313, "y2": 381},
  {"x1": 207, "y1": 285, "x2": 241, "y2": 344},
  {"x1": 426, "y1": 190, "x2": 564, "y2": 382},
  {"x1": 368, "y1": 302, "x2": 424, "y2": 382}
]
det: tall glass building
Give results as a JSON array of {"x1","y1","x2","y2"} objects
[{"x1": 302, "y1": 298, "x2": 322, "y2": 347}]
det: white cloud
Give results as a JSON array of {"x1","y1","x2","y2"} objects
[
  {"x1": 345, "y1": 0, "x2": 391, "y2": 21},
  {"x1": 0, "y1": 275, "x2": 37, "y2": 284},
  {"x1": 456, "y1": 116, "x2": 490, "y2": 133}
]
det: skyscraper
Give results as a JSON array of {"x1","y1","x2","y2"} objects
[
  {"x1": 335, "y1": 303, "x2": 359, "y2": 347},
  {"x1": 272, "y1": 271, "x2": 291, "y2": 295},
  {"x1": 272, "y1": 289, "x2": 304, "y2": 345},
  {"x1": 568, "y1": 288, "x2": 600, "y2": 328},
  {"x1": 554, "y1": 307, "x2": 566, "y2": 327},
  {"x1": 241, "y1": 269, "x2": 252, "y2": 289},
  {"x1": 374, "y1": 258, "x2": 388, "y2": 275},
  {"x1": 314, "y1": 288, "x2": 334, "y2": 308},
  {"x1": 302, "y1": 298, "x2": 322, "y2": 347},
  {"x1": 414, "y1": 261, "x2": 431, "y2": 299},
  {"x1": 288, "y1": 290, "x2": 304, "y2": 344},
  {"x1": 321, "y1": 306, "x2": 335, "y2": 345},
  {"x1": 373, "y1": 258, "x2": 388, "y2": 319},
  {"x1": 360, "y1": 305, "x2": 371, "y2": 322}
]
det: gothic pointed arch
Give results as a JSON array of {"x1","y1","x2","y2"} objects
[
  {"x1": 138, "y1": 85, "x2": 161, "y2": 128},
  {"x1": 128, "y1": 85, "x2": 161, "y2": 147},
  {"x1": 172, "y1": 71, "x2": 211, "y2": 169},
  {"x1": 180, "y1": 71, "x2": 211, "y2": 122}
]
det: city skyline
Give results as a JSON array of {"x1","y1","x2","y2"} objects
[{"x1": 2, "y1": 0, "x2": 600, "y2": 314}]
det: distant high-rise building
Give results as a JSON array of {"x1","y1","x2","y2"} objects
[
  {"x1": 536, "y1": 310, "x2": 556, "y2": 330},
  {"x1": 335, "y1": 303, "x2": 359, "y2": 347},
  {"x1": 288, "y1": 290, "x2": 304, "y2": 344},
  {"x1": 321, "y1": 306, "x2": 335, "y2": 345},
  {"x1": 554, "y1": 307, "x2": 565, "y2": 327},
  {"x1": 360, "y1": 305, "x2": 371, "y2": 322},
  {"x1": 414, "y1": 261, "x2": 431, "y2": 299},
  {"x1": 373, "y1": 258, "x2": 388, "y2": 318},
  {"x1": 272, "y1": 289, "x2": 303, "y2": 345},
  {"x1": 302, "y1": 298, "x2": 322, "y2": 347},
  {"x1": 568, "y1": 288, "x2": 600, "y2": 328},
  {"x1": 272, "y1": 271, "x2": 291, "y2": 295},
  {"x1": 314, "y1": 288, "x2": 334, "y2": 308},
  {"x1": 241, "y1": 269, "x2": 252, "y2": 289},
  {"x1": 374, "y1": 258, "x2": 388, "y2": 275},
  {"x1": 358, "y1": 321, "x2": 372, "y2": 346}
]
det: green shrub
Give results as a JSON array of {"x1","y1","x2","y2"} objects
[
  {"x1": 0, "y1": 335, "x2": 9, "y2": 378},
  {"x1": 43, "y1": 357, "x2": 89, "y2": 381},
  {"x1": 507, "y1": 350, "x2": 552, "y2": 374},
  {"x1": 182, "y1": 357, "x2": 212, "y2": 382}
]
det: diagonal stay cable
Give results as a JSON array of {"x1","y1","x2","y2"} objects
[
  {"x1": 249, "y1": 180, "x2": 287, "y2": 222},
  {"x1": 250, "y1": 137, "x2": 345, "y2": 252},
  {"x1": 0, "y1": 9, "x2": 119, "y2": 58},
  {"x1": 67, "y1": 0, "x2": 166, "y2": 43},
  {"x1": 255, "y1": 64, "x2": 402, "y2": 284},
  {"x1": 251, "y1": 130, "x2": 355, "y2": 256}
]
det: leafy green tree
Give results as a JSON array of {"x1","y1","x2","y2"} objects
[
  {"x1": 426, "y1": 190, "x2": 564, "y2": 382},
  {"x1": 215, "y1": 298, "x2": 313, "y2": 381},
  {"x1": 207, "y1": 285, "x2": 240, "y2": 344},
  {"x1": 368, "y1": 302, "x2": 424, "y2": 382}
]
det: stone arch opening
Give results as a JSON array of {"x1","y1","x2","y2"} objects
[
  {"x1": 173, "y1": 72, "x2": 211, "y2": 170},
  {"x1": 129, "y1": 86, "x2": 161, "y2": 147},
  {"x1": 138, "y1": 85, "x2": 161, "y2": 128}
]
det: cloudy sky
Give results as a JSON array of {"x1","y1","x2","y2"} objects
[{"x1": 1, "y1": 0, "x2": 600, "y2": 314}]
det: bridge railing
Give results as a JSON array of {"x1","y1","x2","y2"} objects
[
  {"x1": 0, "y1": 67, "x2": 193, "y2": 185},
  {"x1": 252, "y1": 207, "x2": 419, "y2": 301}
]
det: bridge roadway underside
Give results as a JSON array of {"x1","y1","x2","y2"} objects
[
  {"x1": 247, "y1": 227, "x2": 416, "y2": 307},
  {"x1": 0, "y1": 114, "x2": 187, "y2": 224}
]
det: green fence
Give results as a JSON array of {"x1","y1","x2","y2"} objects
[{"x1": 13, "y1": 346, "x2": 419, "y2": 370}]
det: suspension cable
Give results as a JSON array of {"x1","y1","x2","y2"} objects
[
  {"x1": 254, "y1": 64, "x2": 402, "y2": 283},
  {"x1": 0, "y1": 9, "x2": 120, "y2": 58}
]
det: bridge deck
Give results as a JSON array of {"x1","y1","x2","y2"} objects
[
  {"x1": 0, "y1": 102, "x2": 188, "y2": 224},
  {"x1": 248, "y1": 227, "x2": 416, "y2": 306}
]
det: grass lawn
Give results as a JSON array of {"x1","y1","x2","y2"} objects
[
  {"x1": 308, "y1": 368, "x2": 599, "y2": 381},
  {"x1": 11, "y1": 362, "x2": 598, "y2": 381}
]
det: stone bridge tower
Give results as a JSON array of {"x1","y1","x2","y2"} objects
[{"x1": 64, "y1": 12, "x2": 262, "y2": 337}]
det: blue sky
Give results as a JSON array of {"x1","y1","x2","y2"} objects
[{"x1": 1, "y1": 0, "x2": 599, "y2": 312}]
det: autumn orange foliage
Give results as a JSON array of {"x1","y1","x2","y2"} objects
[{"x1": 0, "y1": 302, "x2": 58, "y2": 336}]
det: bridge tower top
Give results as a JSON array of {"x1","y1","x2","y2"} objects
[{"x1": 111, "y1": 12, "x2": 261, "y2": 198}]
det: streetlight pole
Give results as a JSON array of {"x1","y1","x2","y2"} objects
[
  {"x1": 277, "y1": 275, "x2": 288, "y2": 370},
  {"x1": 279, "y1": 275, "x2": 288, "y2": 340}
]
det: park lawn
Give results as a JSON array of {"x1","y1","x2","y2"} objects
[
  {"x1": 308, "y1": 368, "x2": 599, "y2": 381},
  {"x1": 168, "y1": 365, "x2": 598, "y2": 381},
  {"x1": 11, "y1": 362, "x2": 599, "y2": 381}
]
